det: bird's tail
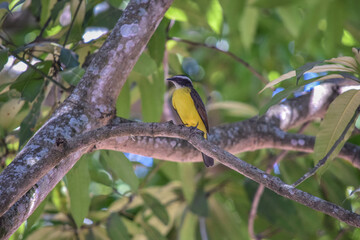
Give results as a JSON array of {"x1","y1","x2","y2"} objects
[{"x1": 202, "y1": 153, "x2": 214, "y2": 167}]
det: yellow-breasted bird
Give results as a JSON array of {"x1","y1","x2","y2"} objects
[{"x1": 167, "y1": 75, "x2": 214, "y2": 167}]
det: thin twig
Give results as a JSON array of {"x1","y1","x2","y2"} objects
[
  {"x1": 199, "y1": 217, "x2": 209, "y2": 240},
  {"x1": 248, "y1": 151, "x2": 288, "y2": 240},
  {"x1": 63, "y1": 0, "x2": 83, "y2": 47},
  {"x1": 292, "y1": 107, "x2": 360, "y2": 187},
  {"x1": 12, "y1": 52, "x2": 69, "y2": 91},
  {"x1": 168, "y1": 37, "x2": 269, "y2": 85},
  {"x1": 0, "y1": 35, "x2": 69, "y2": 91}
]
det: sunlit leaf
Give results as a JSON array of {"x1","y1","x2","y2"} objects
[
  {"x1": 141, "y1": 192, "x2": 169, "y2": 225},
  {"x1": 66, "y1": 156, "x2": 91, "y2": 228},
  {"x1": 325, "y1": 56, "x2": 358, "y2": 71},
  {"x1": 165, "y1": 7, "x2": 188, "y2": 22},
  {"x1": 0, "y1": 98, "x2": 25, "y2": 130},
  {"x1": 206, "y1": 0, "x2": 223, "y2": 34},
  {"x1": 314, "y1": 90, "x2": 360, "y2": 175}
]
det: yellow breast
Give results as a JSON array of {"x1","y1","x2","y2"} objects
[{"x1": 172, "y1": 87, "x2": 207, "y2": 138}]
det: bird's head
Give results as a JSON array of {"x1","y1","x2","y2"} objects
[{"x1": 167, "y1": 75, "x2": 193, "y2": 88}]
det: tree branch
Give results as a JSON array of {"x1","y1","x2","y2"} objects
[
  {"x1": 0, "y1": 0, "x2": 173, "y2": 234},
  {"x1": 168, "y1": 37, "x2": 269, "y2": 85},
  {"x1": 1, "y1": 121, "x2": 360, "y2": 237}
]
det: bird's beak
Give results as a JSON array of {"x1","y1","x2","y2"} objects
[{"x1": 166, "y1": 77, "x2": 175, "y2": 82}]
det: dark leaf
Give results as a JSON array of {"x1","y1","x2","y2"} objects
[
  {"x1": 189, "y1": 188, "x2": 208, "y2": 217},
  {"x1": 19, "y1": 91, "x2": 44, "y2": 148},
  {"x1": 295, "y1": 61, "x2": 323, "y2": 84},
  {"x1": 141, "y1": 192, "x2": 169, "y2": 225},
  {"x1": 60, "y1": 48, "x2": 80, "y2": 68},
  {"x1": 106, "y1": 213, "x2": 130, "y2": 240},
  {"x1": 10, "y1": 61, "x2": 51, "y2": 102},
  {"x1": 142, "y1": 222, "x2": 167, "y2": 240},
  {"x1": 0, "y1": 49, "x2": 8, "y2": 72}
]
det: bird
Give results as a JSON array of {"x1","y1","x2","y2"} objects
[{"x1": 167, "y1": 75, "x2": 214, "y2": 167}]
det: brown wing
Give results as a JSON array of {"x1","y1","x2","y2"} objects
[{"x1": 190, "y1": 88, "x2": 209, "y2": 132}]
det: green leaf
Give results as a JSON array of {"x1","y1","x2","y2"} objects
[
  {"x1": 296, "y1": 0, "x2": 327, "y2": 51},
  {"x1": 116, "y1": 80, "x2": 130, "y2": 118},
  {"x1": 141, "y1": 192, "x2": 169, "y2": 225},
  {"x1": 314, "y1": 90, "x2": 360, "y2": 175},
  {"x1": 324, "y1": 0, "x2": 345, "y2": 56},
  {"x1": 106, "y1": 213, "x2": 130, "y2": 240},
  {"x1": 0, "y1": 97, "x2": 25, "y2": 130},
  {"x1": 240, "y1": 3, "x2": 259, "y2": 49},
  {"x1": 142, "y1": 222, "x2": 167, "y2": 240},
  {"x1": 206, "y1": 0, "x2": 223, "y2": 34},
  {"x1": 60, "y1": 66, "x2": 84, "y2": 86},
  {"x1": 60, "y1": 48, "x2": 79, "y2": 68},
  {"x1": 66, "y1": 155, "x2": 91, "y2": 228},
  {"x1": 10, "y1": 61, "x2": 51, "y2": 102},
  {"x1": 253, "y1": 0, "x2": 301, "y2": 8},
  {"x1": 40, "y1": 0, "x2": 56, "y2": 26},
  {"x1": 0, "y1": 49, "x2": 8, "y2": 72},
  {"x1": 137, "y1": 72, "x2": 165, "y2": 122},
  {"x1": 133, "y1": 53, "x2": 157, "y2": 77},
  {"x1": 19, "y1": 91, "x2": 44, "y2": 148},
  {"x1": 178, "y1": 163, "x2": 196, "y2": 204},
  {"x1": 50, "y1": 0, "x2": 67, "y2": 21},
  {"x1": 295, "y1": 61, "x2": 323, "y2": 83},
  {"x1": 26, "y1": 197, "x2": 48, "y2": 230},
  {"x1": 277, "y1": 6, "x2": 302, "y2": 37},
  {"x1": 101, "y1": 151, "x2": 139, "y2": 191},
  {"x1": 88, "y1": 153, "x2": 113, "y2": 187},
  {"x1": 179, "y1": 211, "x2": 197, "y2": 240},
  {"x1": 189, "y1": 188, "x2": 208, "y2": 217},
  {"x1": 259, "y1": 84, "x2": 299, "y2": 115},
  {"x1": 165, "y1": 6, "x2": 188, "y2": 22},
  {"x1": 148, "y1": 19, "x2": 168, "y2": 66}
]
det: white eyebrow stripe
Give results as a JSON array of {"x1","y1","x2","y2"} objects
[{"x1": 173, "y1": 75, "x2": 192, "y2": 81}]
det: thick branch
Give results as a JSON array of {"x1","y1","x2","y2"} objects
[{"x1": 2, "y1": 122, "x2": 360, "y2": 231}]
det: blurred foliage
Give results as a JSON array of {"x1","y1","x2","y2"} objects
[{"x1": 0, "y1": 0, "x2": 359, "y2": 239}]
